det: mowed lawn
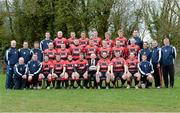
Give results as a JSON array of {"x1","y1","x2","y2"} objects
[{"x1": 0, "y1": 74, "x2": 180, "y2": 112}]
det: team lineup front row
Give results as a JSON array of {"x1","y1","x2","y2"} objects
[{"x1": 5, "y1": 30, "x2": 177, "y2": 90}]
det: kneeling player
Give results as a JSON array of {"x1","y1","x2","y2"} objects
[
  {"x1": 138, "y1": 54, "x2": 154, "y2": 88},
  {"x1": 14, "y1": 57, "x2": 28, "y2": 89},
  {"x1": 96, "y1": 52, "x2": 111, "y2": 89},
  {"x1": 74, "y1": 53, "x2": 88, "y2": 89},
  {"x1": 126, "y1": 53, "x2": 140, "y2": 89},
  {"x1": 39, "y1": 55, "x2": 53, "y2": 89},
  {"x1": 110, "y1": 52, "x2": 127, "y2": 88},
  {"x1": 52, "y1": 54, "x2": 67, "y2": 88}
]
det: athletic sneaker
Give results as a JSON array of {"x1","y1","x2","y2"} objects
[
  {"x1": 46, "y1": 86, "x2": 50, "y2": 90},
  {"x1": 106, "y1": 86, "x2": 109, "y2": 89},
  {"x1": 135, "y1": 85, "x2": 139, "y2": 89},
  {"x1": 97, "y1": 86, "x2": 101, "y2": 90},
  {"x1": 157, "y1": 86, "x2": 160, "y2": 89},
  {"x1": 127, "y1": 85, "x2": 130, "y2": 89}
]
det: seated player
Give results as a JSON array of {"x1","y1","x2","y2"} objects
[
  {"x1": 65, "y1": 55, "x2": 76, "y2": 88},
  {"x1": 53, "y1": 31, "x2": 68, "y2": 48},
  {"x1": 88, "y1": 53, "x2": 98, "y2": 88},
  {"x1": 138, "y1": 54, "x2": 154, "y2": 88},
  {"x1": 127, "y1": 39, "x2": 140, "y2": 58},
  {"x1": 43, "y1": 42, "x2": 57, "y2": 62},
  {"x1": 79, "y1": 31, "x2": 89, "y2": 48},
  {"x1": 98, "y1": 40, "x2": 112, "y2": 59},
  {"x1": 110, "y1": 52, "x2": 127, "y2": 88},
  {"x1": 56, "y1": 43, "x2": 70, "y2": 60},
  {"x1": 13, "y1": 57, "x2": 28, "y2": 89},
  {"x1": 39, "y1": 55, "x2": 53, "y2": 89},
  {"x1": 112, "y1": 40, "x2": 127, "y2": 58},
  {"x1": 27, "y1": 54, "x2": 42, "y2": 89},
  {"x1": 84, "y1": 40, "x2": 98, "y2": 60},
  {"x1": 52, "y1": 54, "x2": 67, "y2": 88},
  {"x1": 115, "y1": 29, "x2": 128, "y2": 47},
  {"x1": 69, "y1": 39, "x2": 84, "y2": 60},
  {"x1": 96, "y1": 52, "x2": 111, "y2": 89},
  {"x1": 74, "y1": 53, "x2": 88, "y2": 89},
  {"x1": 126, "y1": 53, "x2": 140, "y2": 89}
]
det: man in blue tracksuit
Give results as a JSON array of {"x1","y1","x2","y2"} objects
[
  {"x1": 138, "y1": 42, "x2": 152, "y2": 62},
  {"x1": 27, "y1": 54, "x2": 42, "y2": 89},
  {"x1": 4, "y1": 40, "x2": 19, "y2": 89},
  {"x1": 40, "y1": 31, "x2": 52, "y2": 51},
  {"x1": 14, "y1": 57, "x2": 28, "y2": 89},
  {"x1": 18, "y1": 41, "x2": 32, "y2": 64},
  {"x1": 161, "y1": 37, "x2": 177, "y2": 88},
  {"x1": 129, "y1": 30, "x2": 143, "y2": 49},
  {"x1": 138, "y1": 54, "x2": 154, "y2": 88},
  {"x1": 31, "y1": 41, "x2": 43, "y2": 62},
  {"x1": 151, "y1": 40, "x2": 161, "y2": 88}
]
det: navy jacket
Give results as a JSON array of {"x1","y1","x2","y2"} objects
[
  {"x1": 5, "y1": 47, "x2": 19, "y2": 66},
  {"x1": 138, "y1": 48, "x2": 152, "y2": 62},
  {"x1": 161, "y1": 45, "x2": 177, "y2": 66},
  {"x1": 31, "y1": 48, "x2": 43, "y2": 62},
  {"x1": 138, "y1": 61, "x2": 154, "y2": 76},
  {"x1": 40, "y1": 39, "x2": 52, "y2": 51},
  {"x1": 18, "y1": 48, "x2": 32, "y2": 64},
  {"x1": 14, "y1": 63, "x2": 28, "y2": 77},
  {"x1": 151, "y1": 47, "x2": 161, "y2": 65},
  {"x1": 28, "y1": 60, "x2": 42, "y2": 75}
]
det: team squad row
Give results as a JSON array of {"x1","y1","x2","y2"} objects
[{"x1": 5, "y1": 30, "x2": 177, "y2": 90}]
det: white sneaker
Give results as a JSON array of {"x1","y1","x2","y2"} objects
[
  {"x1": 97, "y1": 86, "x2": 101, "y2": 89},
  {"x1": 135, "y1": 85, "x2": 139, "y2": 89},
  {"x1": 37, "y1": 86, "x2": 42, "y2": 90},
  {"x1": 157, "y1": 86, "x2": 160, "y2": 89},
  {"x1": 141, "y1": 84, "x2": 146, "y2": 89},
  {"x1": 46, "y1": 86, "x2": 50, "y2": 90},
  {"x1": 106, "y1": 86, "x2": 109, "y2": 89},
  {"x1": 127, "y1": 85, "x2": 130, "y2": 89}
]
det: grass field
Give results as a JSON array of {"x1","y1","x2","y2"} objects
[{"x1": 0, "y1": 74, "x2": 180, "y2": 112}]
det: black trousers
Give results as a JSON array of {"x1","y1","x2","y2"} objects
[
  {"x1": 162, "y1": 64, "x2": 175, "y2": 88},
  {"x1": 14, "y1": 75, "x2": 26, "y2": 89},
  {"x1": 153, "y1": 65, "x2": 160, "y2": 87}
]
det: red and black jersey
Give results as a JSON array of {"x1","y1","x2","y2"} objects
[
  {"x1": 43, "y1": 49, "x2": 56, "y2": 60},
  {"x1": 111, "y1": 57, "x2": 126, "y2": 72},
  {"x1": 84, "y1": 45, "x2": 98, "y2": 60},
  {"x1": 41, "y1": 61, "x2": 53, "y2": 74},
  {"x1": 52, "y1": 60, "x2": 66, "y2": 74},
  {"x1": 115, "y1": 37, "x2": 128, "y2": 46},
  {"x1": 79, "y1": 38, "x2": 89, "y2": 47},
  {"x1": 69, "y1": 45, "x2": 84, "y2": 60},
  {"x1": 56, "y1": 48, "x2": 70, "y2": 60},
  {"x1": 91, "y1": 37, "x2": 102, "y2": 47},
  {"x1": 53, "y1": 37, "x2": 68, "y2": 48},
  {"x1": 126, "y1": 58, "x2": 139, "y2": 73},
  {"x1": 65, "y1": 60, "x2": 76, "y2": 75},
  {"x1": 112, "y1": 46, "x2": 127, "y2": 58},
  {"x1": 75, "y1": 59, "x2": 88, "y2": 73},
  {"x1": 68, "y1": 37, "x2": 77, "y2": 46},
  {"x1": 97, "y1": 58, "x2": 111, "y2": 72},
  {"x1": 104, "y1": 39, "x2": 114, "y2": 47},
  {"x1": 98, "y1": 47, "x2": 112, "y2": 58},
  {"x1": 127, "y1": 45, "x2": 140, "y2": 58}
]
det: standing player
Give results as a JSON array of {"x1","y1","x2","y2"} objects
[
  {"x1": 84, "y1": 40, "x2": 98, "y2": 60},
  {"x1": 151, "y1": 40, "x2": 161, "y2": 88},
  {"x1": 74, "y1": 54, "x2": 89, "y2": 89},
  {"x1": 128, "y1": 30, "x2": 143, "y2": 49},
  {"x1": 138, "y1": 54, "x2": 154, "y2": 88},
  {"x1": 31, "y1": 41, "x2": 43, "y2": 62},
  {"x1": 110, "y1": 52, "x2": 127, "y2": 88},
  {"x1": 53, "y1": 31, "x2": 68, "y2": 48},
  {"x1": 5, "y1": 40, "x2": 19, "y2": 89},
  {"x1": 27, "y1": 54, "x2": 42, "y2": 89},
  {"x1": 98, "y1": 40, "x2": 112, "y2": 59},
  {"x1": 43, "y1": 43, "x2": 57, "y2": 62},
  {"x1": 14, "y1": 57, "x2": 28, "y2": 89},
  {"x1": 115, "y1": 29, "x2": 128, "y2": 47},
  {"x1": 56, "y1": 43, "x2": 70, "y2": 60},
  {"x1": 96, "y1": 52, "x2": 111, "y2": 89},
  {"x1": 69, "y1": 39, "x2": 84, "y2": 60},
  {"x1": 138, "y1": 42, "x2": 152, "y2": 62},
  {"x1": 112, "y1": 40, "x2": 127, "y2": 58},
  {"x1": 104, "y1": 32, "x2": 114, "y2": 47},
  {"x1": 18, "y1": 41, "x2": 31, "y2": 64},
  {"x1": 52, "y1": 54, "x2": 67, "y2": 88},
  {"x1": 40, "y1": 31, "x2": 52, "y2": 51},
  {"x1": 127, "y1": 39, "x2": 140, "y2": 58},
  {"x1": 161, "y1": 37, "x2": 177, "y2": 88},
  {"x1": 79, "y1": 31, "x2": 89, "y2": 48},
  {"x1": 90, "y1": 30, "x2": 102, "y2": 47},
  {"x1": 126, "y1": 53, "x2": 140, "y2": 89},
  {"x1": 68, "y1": 32, "x2": 77, "y2": 46}
]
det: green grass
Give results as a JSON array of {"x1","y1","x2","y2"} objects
[{"x1": 0, "y1": 74, "x2": 180, "y2": 112}]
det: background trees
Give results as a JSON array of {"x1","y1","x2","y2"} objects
[{"x1": 0, "y1": 0, "x2": 180, "y2": 60}]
